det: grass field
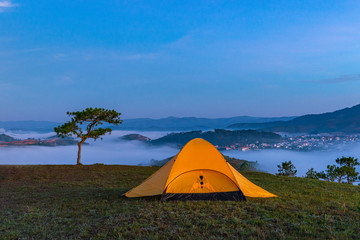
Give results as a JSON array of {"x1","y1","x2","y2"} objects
[{"x1": 1, "y1": 165, "x2": 359, "y2": 239}]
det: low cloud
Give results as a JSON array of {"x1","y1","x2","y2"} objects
[
  {"x1": 1, "y1": 130, "x2": 359, "y2": 179},
  {"x1": 54, "y1": 50, "x2": 159, "y2": 62},
  {"x1": 0, "y1": 1, "x2": 18, "y2": 12},
  {"x1": 310, "y1": 74, "x2": 360, "y2": 84},
  {"x1": 0, "y1": 130, "x2": 178, "y2": 166},
  {"x1": 53, "y1": 75, "x2": 75, "y2": 86},
  {"x1": 123, "y1": 53, "x2": 158, "y2": 61},
  {"x1": 225, "y1": 146, "x2": 360, "y2": 177}
]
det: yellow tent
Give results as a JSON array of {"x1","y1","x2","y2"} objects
[{"x1": 125, "y1": 138, "x2": 277, "y2": 201}]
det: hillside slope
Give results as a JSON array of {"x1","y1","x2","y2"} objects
[
  {"x1": 150, "y1": 155, "x2": 258, "y2": 171},
  {"x1": 230, "y1": 104, "x2": 360, "y2": 133},
  {"x1": 0, "y1": 134, "x2": 16, "y2": 142},
  {"x1": 1, "y1": 165, "x2": 359, "y2": 239},
  {"x1": 150, "y1": 129, "x2": 282, "y2": 147},
  {"x1": 228, "y1": 121, "x2": 286, "y2": 130}
]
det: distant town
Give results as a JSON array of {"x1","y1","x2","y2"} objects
[{"x1": 215, "y1": 135, "x2": 360, "y2": 152}]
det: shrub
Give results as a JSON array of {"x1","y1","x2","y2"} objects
[
  {"x1": 277, "y1": 161, "x2": 297, "y2": 177},
  {"x1": 316, "y1": 171, "x2": 327, "y2": 180},
  {"x1": 305, "y1": 168, "x2": 319, "y2": 179},
  {"x1": 325, "y1": 164, "x2": 340, "y2": 182}
]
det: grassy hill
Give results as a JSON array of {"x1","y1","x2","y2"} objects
[{"x1": 0, "y1": 165, "x2": 359, "y2": 239}]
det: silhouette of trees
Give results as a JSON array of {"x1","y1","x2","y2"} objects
[
  {"x1": 305, "y1": 156, "x2": 359, "y2": 184},
  {"x1": 277, "y1": 161, "x2": 297, "y2": 177}
]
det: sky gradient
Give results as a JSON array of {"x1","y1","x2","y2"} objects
[{"x1": 1, "y1": 0, "x2": 360, "y2": 121}]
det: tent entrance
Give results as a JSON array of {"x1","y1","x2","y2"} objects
[{"x1": 162, "y1": 170, "x2": 246, "y2": 201}]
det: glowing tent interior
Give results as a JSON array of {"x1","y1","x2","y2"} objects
[{"x1": 125, "y1": 138, "x2": 277, "y2": 201}]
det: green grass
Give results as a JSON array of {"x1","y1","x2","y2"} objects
[{"x1": 0, "y1": 165, "x2": 359, "y2": 239}]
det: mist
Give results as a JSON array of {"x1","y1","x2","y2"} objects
[
  {"x1": 1, "y1": 130, "x2": 360, "y2": 180},
  {"x1": 0, "y1": 128, "x2": 56, "y2": 140},
  {"x1": 0, "y1": 129, "x2": 170, "y2": 141},
  {"x1": 0, "y1": 130, "x2": 178, "y2": 165},
  {"x1": 225, "y1": 145, "x2": 360, "y2": 177}
]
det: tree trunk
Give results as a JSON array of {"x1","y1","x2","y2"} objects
[{"x1": 77, "y1": 140, "x2": 85, "y2": 165}]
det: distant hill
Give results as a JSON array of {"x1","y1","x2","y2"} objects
[
  {"x1": 46, "y1": 135, "x2": 75, "y2": 140},
  {"x1": 0, "y1": 138, "x2": 80, "y2": 147},
  {"x1": 229, "y1": 104, "x2": 360, "y2": 134},
  {"x1": 0, "y1": 121, "x2": 60, "y2": 133},
  {"x1": 114, "y1": 116, "x2": 295, "y2": 131},
  {"x1": 0, "y1": 117, "x2": 295, "y2": 132},
  {"x1": 228, "y1": 121, "x2": 287, "y2": 130},
  {"x1": 0, "y1": 134, "x2": 16, "y2": 142},
  {"x1": 150, "y1": 129, "x2": 282, "y2": 147},
  {"x1": 149, "y1": 154, "x2": 258, "y2": 171},
  {"x1": 5, "y1": 104, "x2": 360, "y2": 134},
  {"x1": 120, "y1": 134, "x2": 150, "y2": 142},
  {"x1": 223, "y1": 155, "x2": 258, "y2": 172}
]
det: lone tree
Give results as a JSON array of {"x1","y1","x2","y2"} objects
[
  {"x1": 276, "y1": 160, "x2": 297, "y2": 177},
  {"x1": 54, "y1": 108, "x2": 122, "y2": 165}
]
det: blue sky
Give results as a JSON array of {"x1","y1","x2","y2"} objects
[{"x1": 1, "y1": 0, "x2": 360, "y2": 121}]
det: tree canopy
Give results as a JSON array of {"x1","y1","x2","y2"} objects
[
  {"x1": 55, "y1": 108, "x2": 122, "y2": 165},
  {"x1": 305, "y1": 156, "x2": 359, "y2": 184},
  {"x1": 276, "y1": 161, "x2": 297, "y2": 177}
]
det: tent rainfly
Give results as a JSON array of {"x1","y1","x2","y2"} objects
[{"x1": 125, "y1": 138, "x2": 277, "y2": 201}]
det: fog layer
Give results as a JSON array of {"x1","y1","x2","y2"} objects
[
  {"x1": 225, "y1": 145, "x2": 360, "y2": 176},
  {"x1": 0, "y1": 130, "x2": 177, "y2": 165},
  {"x1": 1, "y1": 130, "x2": 360, "y2": 177}
]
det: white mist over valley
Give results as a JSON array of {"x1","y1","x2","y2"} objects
[
  {"x1": 0, "y1": 130, "x2": 177, "y2": 165},
  {"x1": 1, "y1": 129, "x2": 360, "y2": 178}
]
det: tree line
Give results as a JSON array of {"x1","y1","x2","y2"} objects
[{"x1": 277, "y1": 157, "x2": 360, "y2": 184}]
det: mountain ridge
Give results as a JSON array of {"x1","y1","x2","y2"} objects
[
  {"x1": 229, "y1": 104, "x2": 360, "y2": 133},
  {"x1": 114, "y1": 116, "x2": 296, "y2": 130},
  {"x1": 0, "y1": 116, "x2": 296, "y2": 132}
]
